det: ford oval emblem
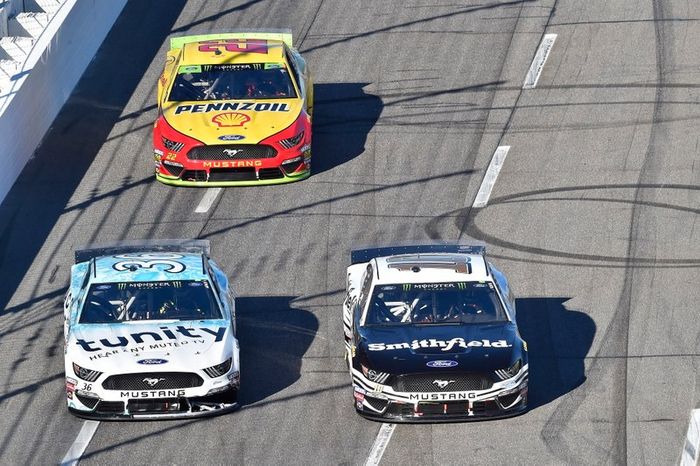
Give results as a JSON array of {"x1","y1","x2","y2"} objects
[
  {"x1": 137, "y1": 359, "x2": 168, "y2": 365},
  {"x1": 218, "y1": 134, "x2": 245, "y2": 141},
  {"x1": 426, "y1": 360, "x2": 458, "y2": 368}
]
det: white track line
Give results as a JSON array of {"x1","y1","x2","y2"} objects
[
  {"x1": 364, "y1": 423, "x2": 396, "y2": 466},
  {"x1": 60, "y1": 420, "x2": 100, "y2": 466},
  {"x1": 472, "y1": 146, "x2": 510, "y2": 208},
  {"x1": 195, "y1": 187, "x2": 222, "y2": 213},
  {"x1": 523, "y1": 33, "x2": 557, "y2": 89},
  {"x1": 680, "y1": 409, "x2": 700, "y2": 466}
]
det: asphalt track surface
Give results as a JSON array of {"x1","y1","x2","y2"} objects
[{"x1": 0, "y1": 0, "x2": 699, "y2": 464}]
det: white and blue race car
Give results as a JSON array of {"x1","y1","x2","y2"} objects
[{"x1": 63, "y1": 240, "x2": 240, "y2": 419}]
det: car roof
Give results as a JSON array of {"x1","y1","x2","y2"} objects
[
  {"x1": 180, "y1": 39, "x2": 287, "y2": 65},
  {"x1": 372, "y1": 253, "x2": 491, "y2": 284},
  {"x1": 91, "y1": 253, "x2": 208, "y2": 284}
]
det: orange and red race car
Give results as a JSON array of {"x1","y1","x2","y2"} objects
[{"x1": 154, "y1": 30, "x2": 313, "y2": 186}]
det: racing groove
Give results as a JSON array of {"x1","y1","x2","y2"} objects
[{"x1": 0, "y1": 0, "x2": 699, "y2": 465}]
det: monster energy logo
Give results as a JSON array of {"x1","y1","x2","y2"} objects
[
  {"x1": 457, "y1": 282, "x2": 467, "y2": 290},
  {"x1": 403, "y1": 284, "x2": 412, "y2": 291}
]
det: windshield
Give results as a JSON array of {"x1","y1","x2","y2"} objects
[
  {"x1": 168, "y1": 63, "x2": 296, "y2": 101},
  {"x1": 364, "y1": 282, "x2": 507, "y2": 326},
  {"x1": 79, "y1": 280, "x2": 221, "y2": 323}
]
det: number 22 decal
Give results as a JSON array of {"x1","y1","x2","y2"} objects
[{"x1": 198, "y1": 39, "x2": 268, "y2": 54}]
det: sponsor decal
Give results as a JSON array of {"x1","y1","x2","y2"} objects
[
  {"x1": 203, "y1": 161, "x2": 262, "y2": 168},
  {"x1": 174, "y1": 102, "x2": 290, "y2": 115},
  {"x1": 143, "y1": 377, "x2": 165, "y2": 387},
  {"x1": 120, "y1": 389, "x2": 186, "y2": 398},
  {"x1": 66, "y1": 378, "x2": 77, "y2": 399},
  {"x1": 426, "y1": 360, "x2": 458, "y2": 368},
  {"x1": 367, "y1": 338, "x2": 512, "y2": 352},
  {"x1": 409, "y1": 393, "x2": 477, "y2": 401},
  {"x1": 356, "y1": 400, "x2": 364, "y2": 411},
  {"x1": 353, "y1": 389, "x2": 365, "y2": 402},
  {"x1": 76, "y1": 325, "x2": 227, "y2": 353},
  {"x1": 178, "y1": 65, "x2": 202, "y2": 74},
  {"x1": 211, "y1": 112, "x2": 251, "y2": 127},
  {"x1": 433, "y1": 379, "x2": 455, "y2": 389},
  {"x1": 223, "y1": 149, "x2": 243, "y2": 158},
  {"x1": 137, "y1": 359, "x2": 168, "y2": 365},
  {"x1": 218, "y1": 135, "x2": 245, "y2": 141}
]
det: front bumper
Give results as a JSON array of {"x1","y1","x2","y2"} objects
[
  {"x1": 356, "y1": 392, "x2": 527, "y2": 423},
  {"x1": 155, "y1": 167, "x2": 309, "y2": 187},
  {"x1": 153, "y1": 141, "x2": 311, "y2": 187},
  {"x1": 351, "y1": 367, "x2": 528, "y2": 423},
  {"x1": 68, "y1": 386, "x2": 239, "y2": 420}
]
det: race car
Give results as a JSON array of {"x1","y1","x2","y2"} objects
[
  {"x1": 153, "y1": 30, "x2": 313, "y2": 186},
  {"x1": 343, "y1": 244, "x2": 528, "y2": 422},
  {"x1": 63, "y1": 240, "x2": 240, "y2": 419}
]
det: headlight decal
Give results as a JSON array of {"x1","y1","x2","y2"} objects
[
  {"x1": 361, "y1": 364, "x2": 390, "y2": 384},
  {"x1": 495, "y1": 359, "x2": 522, "y2": 381},
  {"x1": 279, "y1": 130, "x2": 304, "y2": 149},
  {"x1": 203, "y1": 357, "x2": 233, "y2": 378},
  {"x1": 72, "y1": 362, "x2": 102, "y2": 382},
  {"x1": 161, "y1": 136, "x2": 185, "y2": 152}
]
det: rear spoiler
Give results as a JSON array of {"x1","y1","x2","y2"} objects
[
  {"x1": 350, "y1": 243, "x2": 486, "y2": 265},
  {"x1": 170, "y1": 29, "x2": 293, "y2": 50},
  {"x1": 75, "y1": 239, "x2": 210, "y2": 264}
]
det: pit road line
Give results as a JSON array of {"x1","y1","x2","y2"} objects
[
  {"x1": 522, "y1": 33, "x2": 557, "y2": 89},
  {"x1": 680, "y1": 409, "x2": 700, "y2": 466},
  {"x1": 472, "y1": 146, "x2": 510, "y2": 208},
  {"x1": 60, "y1": 420, "x2": 100, "y2": 466},
  {"x1": 364, "y1": 423, "x2": 396, "y2": 466},
  {"x1": 195, "y1": 187, "x2": 222, "y2": 213}
]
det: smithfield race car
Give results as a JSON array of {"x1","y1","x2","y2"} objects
[
  {"x1": 63, "y1": 240, "x2": 240, "y2": 420},
  {"x1": 153, "y1": 30, "x2": 313, "y2": 186},
  {"x1": 343, "y1": 244, "x2": 528, "y2": 422}
]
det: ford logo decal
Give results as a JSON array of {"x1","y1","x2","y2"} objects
[
  {"x1": 218, "y1": 134, "x2": 245, "y2": 141},
  {"x1": 426, "y1": 360, "x2": 458, "y2": 368},
  {"x1": 137, "y1": 359, "x2": 168, "y2": 365}
]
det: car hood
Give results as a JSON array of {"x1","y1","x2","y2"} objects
[
  {"x1": 358, "y1": 323, "x2": 518, "y2": 373},
  {"x1": 162, "y1": 99, "x2": 302, "y2": 144},
  {"x1": 68, "y1": 320, "x2": 233, "y2": 371}
]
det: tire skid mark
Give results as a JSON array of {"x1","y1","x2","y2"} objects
[{"x1": 539, "y1": 1, "x2": 673, "y2": 464}]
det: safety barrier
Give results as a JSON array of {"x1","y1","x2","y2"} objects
[{"x1": 0, "y1": 0, "x2": 127, "y2": 203}]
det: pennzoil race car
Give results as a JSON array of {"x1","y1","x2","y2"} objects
[
  {"x1": 153, "y1": 30, "x2": 313, "y2": 186},
  {"x1": 343, "y1": 244, "x2": 528, "y2": 422},
  {"x1": 63, "y1": 240, "x2": 240, "y2": 419}
]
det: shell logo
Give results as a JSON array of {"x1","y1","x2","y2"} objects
[{"x1": 211, "y1": 112, "x2": 251, "y2": 127}]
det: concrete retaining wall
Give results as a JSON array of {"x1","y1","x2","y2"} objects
[{"x1": 0, "y1": 0, "x2": 127, "y2": 203}]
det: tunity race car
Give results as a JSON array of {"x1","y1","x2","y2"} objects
[
  {"x1": 63, "y1": 240, "x2": 240, "y2": 419},
  {"x1": 153, "y1": 30, "x2": 313, "y2": 186},
  {"x1": 343, "y1": 244, "x2": 528, "y2": 422}
]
